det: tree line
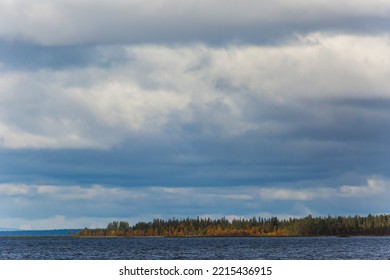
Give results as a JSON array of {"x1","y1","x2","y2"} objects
[{"x1": 76, "y1": 214, "x2": 390, "y2": 237}]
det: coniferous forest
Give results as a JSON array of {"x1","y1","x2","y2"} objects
[{"x1": 76, "y1": 214, "x2": 390, "y2": 237}]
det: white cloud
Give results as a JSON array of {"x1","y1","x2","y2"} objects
[
  {"x1": 1, "y1": 34, "x2": 389, "y2": 149},
  {"x1": 154, "y1": 187, "x2": 193, "y2": 195},
  {"x1": 0, "y1": 183, "x2": 145, "y2": 201},
  {"x1": 258, "y1": 185, "x2": 340, "y2": 201},
  {"x1": 257, "y1": 178, "x2": 390, "y2": 201},
  {"x1": 259, "y1": 188, "x2": 316, "y2": 201},
  {"x1": 43, "y1": 184, "x2": 146, "y2": 201},
  {"x1": 340, "y1": 178, "x2": 386, "y2": 197},
  {"x1": 36, "y1": 185, "x2": 58, "y2": 194},
  {"x1": 223, "y1": 194, "x2": 253, "y2": 200},
  {"x1": 0, "y1": 184, "x2": 30, "y2": 196},
  {"x1": 209, "y1": 34, "x2": 390, "y2": 100}
]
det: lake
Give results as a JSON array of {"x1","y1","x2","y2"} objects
[{"x1": 0, "y1": 236, "x2": 389, "y2": 260}]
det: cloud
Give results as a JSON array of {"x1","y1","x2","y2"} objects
[
  {"x1": 259, "y1": 188, "x2": 317, "y2": 201},
  {"x1": 0, "y1": 34, "x2": 389, "y2": 199},
  {"x1": 0, "y1": 183, "x2": 29, "y2": 196},
  {"x1": 257, "y1": 178, "x2": 390, "y2": 201},
  {"x1": 0, "y1": 0, "x2": 389, "y2": 46},
  {"x1": 340, "y1": 178, "x2": 386, "y2": 197},
  {"x1": 1, "y1": 34, "x2": 390, "y2": 151},
  {"x1": 0, "y1": 178, "x2": 389, "y2": 229},
  {"x1": 1, "y1": 2, "x2": 390, "y2": 229}
]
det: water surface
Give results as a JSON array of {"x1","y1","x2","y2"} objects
[{"x1": 1, "y1": 236, "x2": 389, "y2": 260}]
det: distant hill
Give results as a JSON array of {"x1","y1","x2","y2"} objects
[
  {"x1": 0, "y1": 229, "x2": 81, "y2": 237},
  {"x1": 0, "y1": 228, "x2": 21, "y2": 231}
]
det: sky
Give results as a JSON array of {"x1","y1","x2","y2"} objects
[{"x1": 1, "y1": 0, "x2": 390, "y2": 230}]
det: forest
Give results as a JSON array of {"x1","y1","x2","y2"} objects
[{"x1": 76, "y1": 214, "x2": 390, "y2": 237}]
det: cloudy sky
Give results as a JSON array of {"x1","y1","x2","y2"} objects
[{"x1": 1, "y1": 0, "x2": 390, "y2": 229}]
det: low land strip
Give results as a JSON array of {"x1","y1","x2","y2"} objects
[{"x1": 76, "y1": 214, "x2": 390, "y2": 237}]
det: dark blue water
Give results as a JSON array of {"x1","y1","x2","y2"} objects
[{"x1": 0, "y1": 237, "x2": 389, "y2": 260}]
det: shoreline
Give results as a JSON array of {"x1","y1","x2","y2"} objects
[{"x1": 2, "y1": 234, "x2": 390, "y2": 238}]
